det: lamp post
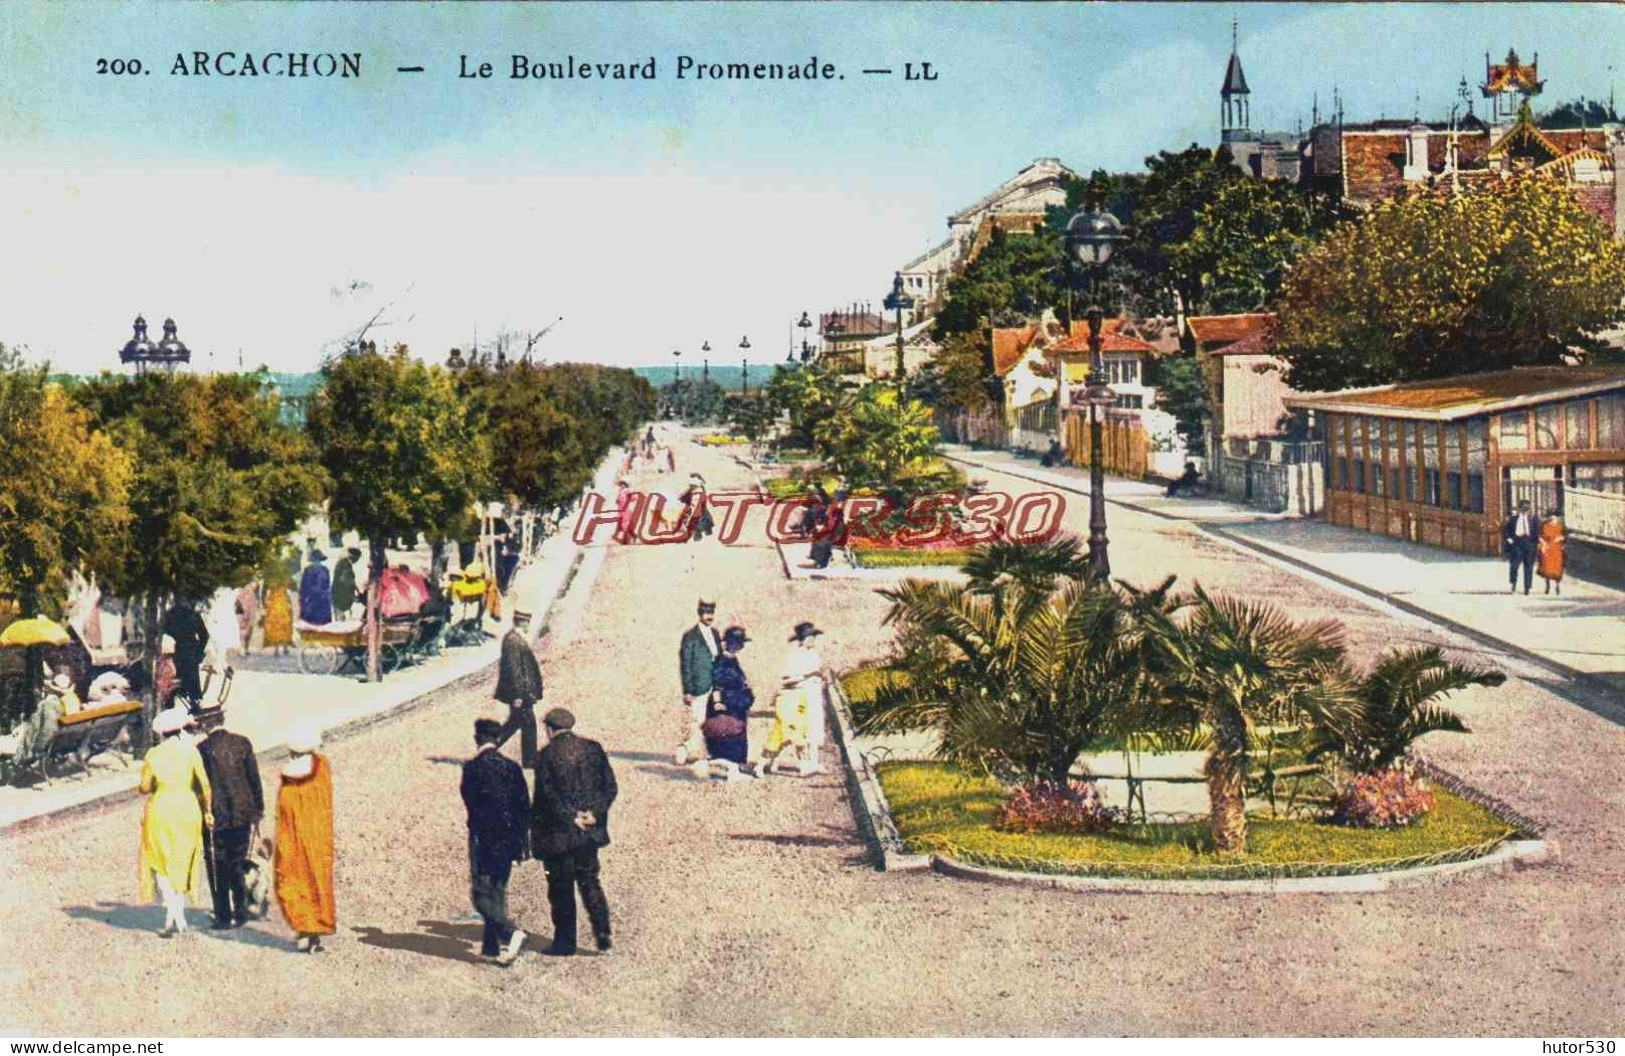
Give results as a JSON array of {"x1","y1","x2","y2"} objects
[
  {"x1": 882, "y1": 272, "x2": 916, "y2": 392},
  {"x1": 1063, "y1": 194, "x2": 1124, "y2": 582},
  {"x1": 672, "y1": 348, "x2": 682, "y2": 384},
  {"x1": 701, "y1": 340, "x2": 711, "y2": 383},
  {"x1": 796, "y1": 311, "x2": 813, "y2": 366},
  {"x1": 739, "y1": 335, "x2": 751, "y2": 396}
]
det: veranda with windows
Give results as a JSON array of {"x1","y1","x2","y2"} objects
[{"x1": 1285, "y1": 368, "x2": 1625, "y2": 555}]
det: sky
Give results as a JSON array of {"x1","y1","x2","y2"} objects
[{"x1": 3, "y1": 1, "x2": 1624, "y2": 375}]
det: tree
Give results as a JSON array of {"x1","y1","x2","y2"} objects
[
  {"x1": 817, "y1": 387, "x2": 938, "y2": 490},
  {"x1": 0, "y1": 354, "x2": 132, "y2": 619},
  {"x1": 911, "y1": 332, "x2": 1000, "y2": 414},
  {"x1": 1145, "y1": 351, "x2": 1210, "y2": 456},
  {"x1": 855, "y1": 543, "x2": 1166, "y2": 785},
  {"x1": 305, "y1": 348, "x2": 491, "y2": 681},
  {"x1": 767, "y1": 363, "x2": 852, "y2": 451},
  {"x1": 1133, "y1": 584, "x2": 1357, "y2": 855},
  {"x1": 1539, "y1": 98, "x2": 1618, "y2": 129},
  {"x1": 1277, "y1": 174, "x2": 1625, "y2": 391},
  {"x1": 1308, "y1": 646, "x2": 1504, "y2": 773},
  {"x1": 727, "y1": 392, "x2": 775, "y2": 447},
  {"x1": 72, "y1": 371, "x2": 327, "y2": 719}
]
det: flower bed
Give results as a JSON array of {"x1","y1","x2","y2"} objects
[
  {"x1": 849, "y1": 546, "x2": 973, "y2": 569},
  {"x1": 697, "y1": 434, "x2": 749, "y2": 446},
  {"x1": 874, "y1": 760, "x2": 1520, "y2": 880}
]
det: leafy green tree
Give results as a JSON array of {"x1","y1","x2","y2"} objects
[
  {"x1": 1275, "y1": 174, "x2": 1625, "y2": 391},
  {"x1": 1308, "y1": 646, "x2": 1504, "y2": 773},
  {"x1": 855, "y1": 543, "x2": 1167, "y2": 785},
  {"x1": 71, "y1": 371, "x2": 328, "y2": 710},
  {"x1": 727, "y1": 391, "x2": 776, "y2": 446},
  {"x1": 0, "y1": 355, "x2": 132, "y2": 619},
  {"x1": 768, "y1": 363, "x2": 853, "y2": 451},
  {"x1": 1539, "y1": 98, "x2": 1618, "y2": 128},
  {"x1": 306, "y1": 348, "x2": 491, "y2": 681},
  {"x1": 1132, "y1": 584, "x2": 1357, "y2": 855},
  {"x1": 933, "y1": 224, "x2": 1068, "y2": 341},
  {"x1": 1145, "y1": 352, "x2": 1210, "y2": 456},
  {"x1": 817, "y1": 387, "x2": 938, "y2": 490}
]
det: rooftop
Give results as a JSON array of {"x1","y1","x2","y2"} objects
[
  {"x1": 1283, "y1": 366, "x2": 1625, "y2": 420},
  {"x1": 1048, "y1": 319, "x2": 1157, "y2": 357},
  {"x1": 1187, "y1": 313, "x2": 1277, "y2": 349}
]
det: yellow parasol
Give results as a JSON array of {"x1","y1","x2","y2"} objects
[{"x1": 0, "y1": 616, "x2": 71, "y2": 647}]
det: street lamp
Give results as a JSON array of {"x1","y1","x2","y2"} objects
[
  {"x1": 796, "y1": 311, "x2": 813, "y2": 366},
  {"x1": 672, "y1": 348, "x2": 682, "y2": 384},
  {"x1": 1063, "y1": 193, "x2": 1124, "y2": 582},
  {"x1": 739, "y1": 335, "x2": 751, "y2": 396},
  {"x1": 883, "y1": 272, "x2": 916, "y2": 391},
  {"x1": 701, "y1": 340, "x2": 711, "y2": 382}
]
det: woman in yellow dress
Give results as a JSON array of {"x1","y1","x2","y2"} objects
[
  {"x1": 138, "y1": 707, "x2": 212, "y2": 936},
  {"x1": 261, "y1": 546, "x2": 299, "y2": 655}
]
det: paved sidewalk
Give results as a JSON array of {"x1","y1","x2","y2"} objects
[
  {"x1": 0, "y1": 448, "x2": 627, "y2": 834},
  {"x1": 945, "y1": 444, "x2": 1625, "y2": 692}
]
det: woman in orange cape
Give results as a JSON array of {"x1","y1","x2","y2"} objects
[
  {"x1": 274, "y1": 726, "x2": 335, "y2": 952},
  {"x1": 1537, "y1": 508, "x2": 1568, "y2": 595}
]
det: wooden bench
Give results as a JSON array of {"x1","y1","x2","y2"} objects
[{"x1": 4, "y1": 701, "x2": 142, "y2": 787}]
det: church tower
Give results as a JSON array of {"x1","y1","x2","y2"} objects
[{"x1": 1221, "y1": 18, "x2": 1256, "y2": 144}]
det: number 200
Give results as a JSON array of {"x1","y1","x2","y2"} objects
[{"x1": 96, "y1": 58, "x2": 144, "y2": 75}]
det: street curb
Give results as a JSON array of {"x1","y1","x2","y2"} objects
[{"x1": 826, "y1": 675, "x2": 931, "y2": 872}]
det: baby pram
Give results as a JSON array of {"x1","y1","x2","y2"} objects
[{"x1": 444, "y1": 561, "x2": 493, "y2": 647}]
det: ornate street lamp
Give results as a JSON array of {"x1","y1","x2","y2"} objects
[
  {"x1": 739, "y1": 335, "x2": 751, "y2": 396},
  {"x1": 1063, "y1": 193, "x2": 1124, "y2": 582},
  {"x1": 701, "y1": 340, "x2": 711, "y2": 382},
  {"x1": 882, "y1": 272, "x2": 916, "y2": 391},
  {"x1": 672, "y1": 348, "x2": 682, "y2": 384},
  {"x1": 796, "y1": 311, "x2": 813, "y2": 366}
]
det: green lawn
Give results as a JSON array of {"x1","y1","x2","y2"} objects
[{"x1": 875, "y1": 760, "x2": 1520, "y2": 880}]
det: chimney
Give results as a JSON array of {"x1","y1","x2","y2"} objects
[{"x1": 1403, "y1": 121, "x2": 1431, "y2": 182}]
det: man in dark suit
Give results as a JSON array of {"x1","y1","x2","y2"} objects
[
  {"x1": 675, "y1": 598, "x2": 721, "y2": 767},
  {"x1": 532, "y1": 708, "x2": 617, "y2": 956},
  {"x1": 1502, "y1": 499, "x2": 1538, "y2": 595},
  {"x1": 461, "y1": 718, "x2": 531, "y2": 966},
  {"x1": 493, "y1": 610, "x2": 543, "y2": 767},
  {"x1": 194, "y1": 704, "x2": 264, "y2": 929}
]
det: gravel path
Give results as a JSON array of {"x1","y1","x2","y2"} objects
[{"x1": 1, "y1": 432, "x2": 1621, "y2": 1036}]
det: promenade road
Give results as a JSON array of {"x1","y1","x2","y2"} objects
[{"x1": 1, "y1": 427, "x2": 1620, "y2": 1036}]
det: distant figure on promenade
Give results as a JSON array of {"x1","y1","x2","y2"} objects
[
  {"x1": 274, "y1": 726, "x2": 336, "y2": 953},
  {"x1": 1166, "y1": 462, "x2": 1202, "y2": 498},
  {"x1": 262, "y1": 547, "x2": 298, "y2": 656},
  {"x1": 1502, "y1": 499, "x2": 1537, "y2": 595},
  {"x1": 234, "y1": 584, "x2": 258, "y2": 653},
  {"x1": 195, "y1": 703, "x2": 263, "y2": 930},
  {"x1": 663, "y1": 446, "x2": 676, "y2": 474},
  {"x1": 702, "y1": 626, "x2": 755, "y2": 781},
  {"x1": 138, "y1": 706, "x2": 212, "y2": 937},
  {"x1": 332, "y1": 547, "x2": 361, "y2": 619},
  {"x1": 643, "y1": 426, "x2": 656, "y2": 459},
  {"x1": 804, "y1": 493, "x2": 847, "y2": 571},
  {"x1": 299, "y1": 551, "x2": 334, "y2": 626},
  {"x1": 675, "y1": 598, "x2": 721, "y2": 766},
  {"x1": 461, "y1": 718, "x2": 531, "y2": 966},
  {"x1": 1040, "y1": 439, "x2": 1063, "y2": 468},
  {"x1": 493, "y1": 609, "x2": 544, "y2": 768},
  {"x1": 531, "y1": 708, "x2": 617, "y2": 956},
  {"x1": 1537, "y1": 507, "x2": 1569, "y2": 596},
  {"x1": 613, "y1": 478, "x2": 638, "y2": 545},
  {"x1": 160, "y1": 598, "x2": 210, "y2": 705},
  {"x1": 496, "y1": 525, "x2": 522, "y2": 594},
  {"x1": 682, "y1": 474, "x2": 713, "y2": 542}
]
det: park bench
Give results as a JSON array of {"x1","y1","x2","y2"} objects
[{"x1": 2, "y1": 700, "x2": 142, "y2": 787}]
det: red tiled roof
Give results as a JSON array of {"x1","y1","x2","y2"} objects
[
  {"x1": 1187, "y1": 313, "x2": 1276, "y2": 349},
  {"x1": 1048, "y1": 319, "x2": 1156, "y2": 356},
  {"x1": 1285, "y1": 366, "x2": 1625, "y2": 420},
  {"x1": 1208, "y1": 327, "x2": 1277, "y2": 358},
  {"x1": 1573, "y1": 184, "x2": 1616, "y2": 230},
  {"x1": 991, "y1": 323, "x2": 1040, "y2": 377}
]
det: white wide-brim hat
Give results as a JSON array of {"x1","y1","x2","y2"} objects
[
  {"x1": 287, "y1": 725, "x2": 323, "y2": 754},
  {"x1": 151, "y1": 707, "x2": 190, "y2": 736}
]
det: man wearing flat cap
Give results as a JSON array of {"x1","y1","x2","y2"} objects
[
  {"x1": 194, "y1": 703, "x2": 264, "y2": 929},
  {"x1": 531, "y1": 708, "x2": 617, "y2": 956},
  {"x1": 461, "y1": 718, "x2": 531, "y2": 966},
  {"x1": 493, "y1": 610, "x2": 543, "y2": 767},
  {"x1": 675, "y1": 597, "x2": 722, "y2": 766}
]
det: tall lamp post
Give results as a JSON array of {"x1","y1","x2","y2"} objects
[
  {"x1": 1063, "y1": 194, "x2": 1124, "y2": 582},
  {"x1": 701, "y1": 340, "x2": 711, "y2": 383},
  {"x1": 739, "y1": 335, "x2": 751, "y2": 396},
  {"x1": 673, "y1": 348, "x2": 682, "y2": 384},
  {"x1": 882, "y1": 272, "x2": 915, "y2": 392},
  {"x1": 796, "y1": 311, "x2": 813, "y2": 366}
]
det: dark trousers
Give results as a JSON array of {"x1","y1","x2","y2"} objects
[
  {"x1": 175, "y1": 653, "x2": 204, "y2": 703},
  {"x1": 497, "y1": 699, "x2": 537, "y2": 768},
  {"x1": 1507, "y1": 541, "x2": 1535, "y2": 591},
  {"x1": 471, "y1": 852, "x2": 519, "y2": 956},
  {"x1": 542, "y1": 846, "x2": 610, "y2": 951},
  {"x1": 204, "y1": 824, "x2": 252, "y2": 924}
]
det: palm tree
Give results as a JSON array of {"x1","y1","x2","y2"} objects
[
  {"x1": 1135, "y1": 584, "x2": 1358, "y2": 856},
  {"x1": 1308, "y1": 645, "x2": 1504, "y2": 773},
  {"x1": 853, "y1": 542, "x2": 1171, "y2": 785}
]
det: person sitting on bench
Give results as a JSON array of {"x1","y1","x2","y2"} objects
[
  {"x1": 1166, "y1": 462, "x2": 1202, "y2": 498},
  {"x1": 1040, "y1": 439, "x2": 1063, "y2": 468}
]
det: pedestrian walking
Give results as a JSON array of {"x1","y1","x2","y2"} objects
[
  {"x1": 1537, "y1": 507, "x2": 1569, "y2": 596},
  {"x1": 493, "y1": 610, "x2": 544, "y2": 768},
  {"x1": 274, "y1": 726, "x2": 335, "y2": 953},
  {"x1": 233, "y1": 584, "x2": 258, "y2": 653},
  {"x1": 531, "y1": 708, "x2": 617, "y2": 956},
  {"x1": 675, "y1": 598, "x2": 721, "y2": 766},
  {"x1": 138, "y1": 706, "x2": 213, "y2": 937},
  {"x1": 613, "y1": 478, "x2": 638, "y2": 545},
  {"x1": 298, "y1": 551, "x2": 334, "y2": 626},
  {"x1": 194, "y1": 703, "x2": 263, "y2": 930},
  {"x1": 663, "y1": 445, "x2": 676, "y2": 474},
  {"x1": 332, "y1": 547, "x2": 361, "y2": 619},
  {"x1": 160, "y1": 598, "x2": 210, "y2": 705},
  {"x1": 682, "y1": 474, "x2": 713, "y2": 542},
  {"x1": 461, "y1": 718, "x2": 531, "y2": 966},
  {"x1": 751, "y1": 622, "x2": 825, "y2": 777},
  {"x1": 702, "y1": 626, "x2": 755, "y2": 781},
  {"x1": 1502, "y1": 499, "x2": 1537, "y2": 595},
  {"x1": 643, "y1": 426, "x2": 656, "y2": 459}
]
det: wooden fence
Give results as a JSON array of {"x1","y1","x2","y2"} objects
[
  {"x1": 1064, "y1": 408, "x2": 1149, "y2": 479},
  {"x1": 1566, "y1": 486, "x2": 1625, "y2": 545}
]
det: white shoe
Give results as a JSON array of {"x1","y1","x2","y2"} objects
[
  {"x1": 688, "y1": 761, "x2": 708, "y2": 779},
  {"x1": 498, "y1": 929, "x2": 527, "y2": 966}
]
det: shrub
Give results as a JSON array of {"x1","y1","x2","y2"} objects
[
  {"x1": 1329, "y1": 767, "x2": 1434, "y2": 829},
  {"x1": 992, "y1": 779, "x2": 1120, "y2": 835}
]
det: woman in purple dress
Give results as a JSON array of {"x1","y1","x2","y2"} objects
[
  {"x1": 702, "y1": 626, "x2": 754, "y2": 779},
  {"x1": 297, "y1": 552, "x2": 333, "y2": 626}
]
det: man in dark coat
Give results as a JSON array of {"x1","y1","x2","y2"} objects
[
  {"x1": 194, "y1": 703, "x2": 263, "y2": 929},
  {"x1": 160, "y1": 599, "x2": 210, "y2": 704},
  {"x1": 460, "y1": 718, "x2": 531, "y2": 965},
  {"x1": 674, "y1": 598, "x2": 720, "y2": 766},
  {"x1": 493, "y1": 610, "x2": 543, "y2": 767},
  {"x1": 531, "y1": 708, "x2": 616, "y2": 956},
  {"x1": 1502, "y1": 499, "x2": 1538, "y2": 595},
  {"x1": 332, "y1": 548, "x2": 361, "y2": 618}
]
